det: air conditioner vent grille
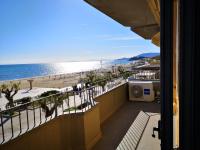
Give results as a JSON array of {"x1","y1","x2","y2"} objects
[
  {"x1": 132, "y1": 85, "x2": 143, "y2": 98},
  {"x1": 129, "y1": 81, "x2": 155, "y2": 102}
]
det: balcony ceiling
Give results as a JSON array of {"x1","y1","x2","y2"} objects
[{"x1": 84, "y1": 0, "x2": 160, "y2": 40}]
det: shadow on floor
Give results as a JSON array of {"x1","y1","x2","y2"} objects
[{"x1": 93, "y1": 101, "x2": 160, "y2": 150}]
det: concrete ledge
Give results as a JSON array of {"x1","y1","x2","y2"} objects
[
  {"x1": 1, "y1": 104, "x2": 101, "y2": 150},
  {"x1": 85, "y1": 132, "x2": 102, "y2": 150},
  {"x1": 0, "y1": 83, "x2": 129, "y2": 150},
  {"x1": 94, "y1": 83, "x2": 129, "y2": 124}
]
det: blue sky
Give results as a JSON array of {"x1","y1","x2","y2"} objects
[{"x1": 0, "y1": 0, "x2": 159, "y2": 64}]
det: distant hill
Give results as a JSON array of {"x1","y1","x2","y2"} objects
[
  {"x1": 128, "y1": 56, "x2": 146, "y2": 61},
  {"x1": 112, "y1": 52, "x2": 160, "y2": 63},
  {"x1": 129, "y1": 53, "x2": 160, "y2": 61}
]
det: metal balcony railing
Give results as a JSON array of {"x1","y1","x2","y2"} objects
[{"x1": 0, "y1": 78, "x2": 125, "y2": 144}]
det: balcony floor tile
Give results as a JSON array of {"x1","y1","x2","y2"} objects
[{"x1": 93, "y1": 101, "x2": 160, "y2": 150}]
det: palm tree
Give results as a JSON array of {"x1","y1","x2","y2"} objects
[
  {"x1": 98, "y1": 80, "x2": 107, "y2": 91},
  {"x1": 122, "y1": 71, "x2": 133, "y2": 79},
  {"x1": 117, "y1": 66, "x2": 125, "y2": 75},
  {"x1": 85, "y1": 71, "x2": 97, "y2": 86},
  {"x1": 105, "y1": 71, "x2": 113, "y2": 81},
  {"x1": 0, "y1": 82, "x2": 20, "y2": 109},
  {"x1": 39, "y1": 93, "x2": 67, "y2": 117},
  {"x1": 40, "y1": 101, "x2": 57, "y2": 118},
  {"x1": 96, "y1": 76, "x2": 107, "y2": 92}
]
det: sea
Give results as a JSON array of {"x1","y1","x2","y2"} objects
[{"x1": 0, "y1": 59, "x2": 130, "y2": 81}]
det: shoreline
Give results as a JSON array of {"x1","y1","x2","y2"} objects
[
  {"x1": 0, "y1": 62, "x2": 133, "y2": 89},
  {"x1": 0, "y1": 68, "x2": 110, "y2": 89},
  {"x1": 0, "y1": 72, "x2": 86, "y2": 89},
  {"x1": 0, "y1": 70, "x2": 90, "y2": 83}
]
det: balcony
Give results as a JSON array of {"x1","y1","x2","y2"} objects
[
  {"x1": 0, "y1": 79, "x2": 160, "y2": 150},
  {"x1": 93, "y1": 101, "x2": 160, "y2": 150}
]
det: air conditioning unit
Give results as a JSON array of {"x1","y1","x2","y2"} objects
[{"x1": 129, "y1": 81, "x2": 155, "y2": 102}]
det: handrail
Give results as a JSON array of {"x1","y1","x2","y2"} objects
[
  {"x1": 0, "y1": 78, "x2": 125, "y2": 144},
  {"x1": 0, "y1": 73, "x2": 159, "y2": 144}
]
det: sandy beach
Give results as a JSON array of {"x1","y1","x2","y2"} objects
[
  {"x1": 0, "y1": 71, "x2": 90, "y2": 109},
  {"x1": 0, "y1": 64, "x2": 132, "y2": 89},
  {"x1": 0, "y1": 63, "x2": 133, "y2": 109},
  {"x1": 0, "y1": 70, "x2": 100, "y2": 89},
  {"x1": 0, "y1": 61, "x2": 135, "y2": 89}
]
